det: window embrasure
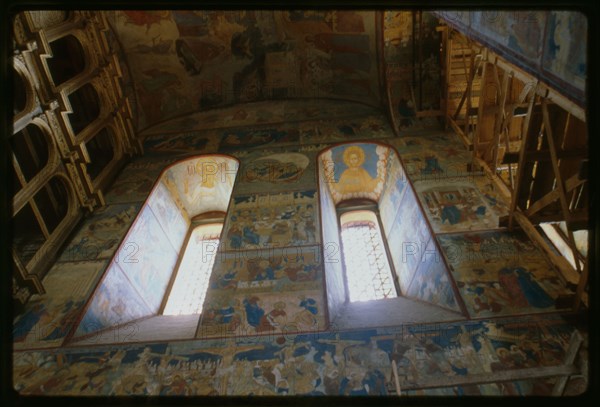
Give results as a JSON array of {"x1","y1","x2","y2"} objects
[{"x1": 163, "y1": 222, "x2": 223, "y2": 316}]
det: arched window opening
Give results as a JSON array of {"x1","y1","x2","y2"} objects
[
  {"x1": 340, "y1": 209, "x2": 397, "y2": 302},
  {"x1": 11, "y1": 123, "x2": 50, "y2": 183},
  {"x1": 318, "y1": 142, "x2": 463, "y2": 329},
  {"x1": 163, "y1": 222, "x2": 223, "y2": 316},
  {"x1": 67, "y1": 83, "x2": 100, "y2": 135},
  {"x1": 13, "y1": 203, "x2": 46, "y2": 266},
  {"x1": 33, "y1": 177, "x2": 70, "y2": 235},
  {"x1": 14, "y1": 69, "x2": 27, "y2": 114},
  {"x1": 71, "y1": 155, "x2": 239, "y2": 343},
  {"x1": 85, "y1": 127, "x2": 115, "y2": 180},
  {"x1": 47, "y1": 35, "x2": 86, "y2": 87}
]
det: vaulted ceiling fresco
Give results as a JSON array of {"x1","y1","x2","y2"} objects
[
  {"x1": 139, "y1": 99, "x2": 383, "y2": 138},
  {"x1": 105, "y1": 10, "x2": 585, "y2": 137},
  {"x1": 107, "y1": 11, "x2": 383, "y2": 131}
]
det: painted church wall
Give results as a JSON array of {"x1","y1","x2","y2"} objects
[
  {"x1": 13, "y1": 314, "x2": 582, "y2": 395},
  {"x1": 108, "y1": 10, "x2": 381, "y2": 130},
  {"x1": 414, "y1": 177, "x2": 509, "y2": 233},
  {"x1": 199, "y1": 139, "x2": 326, "y2": 338},
  {"x1": 12, "y1": 108, "x2": 585, "y2": 396},
  {"x1": 405, "y1": 238, "x2": 461, "y2": 313},
  {"x1": 13, "y1": 260, "x2": 108, "y2": 349},
  {"x1": 104, "y1": 158, "x2": 175, "y2": 205},
  {"x1": 437, "y1": 231, "x2": 575, "y2": 318},
  {"x1": 74, "y1": 154, "x2": 240, "y2": 338},
  {"x1": 11, "y1": 160, "x2": 182, "y2": 348},
  {"x1": 142, "y1": 113, "x2": 393, "y2": 159},
  {"x1": 384, "y1": 11, "x2": 443, "y2": 133},
  {"x1": 198, "y1": 287, "x2": 325, "y2": 340},
  {"x1": 222, "y1": 190, "x2": 319, "y2": 251},
  {"x1": 140, "y1": 99, "x2": 386, "y2": 137},
  {"x1": 15, "y1": 109, "x2": 392, "y2": 350},
  {"x1": 435, "y1": 11, "x2": 586, "y2": 104},
  {"x1": 386, "y1": 131, "x2": 471, "y2": 182},
  {"x1": 317, "y1": 140, "x2": 462, "y2": 313},
  {"x1": 198, "y1": 246, "x2": 325, "y2": 339},
  {"x1": 541, "y1": 12, "x2": 587, "y2": 98},
  {"x1": 74, "y1": 261, "x2": 153, "y2": 338},
  {"x1": 233, "y1": 149, "x2": 316, "y2": 195},
  {"x1": 56, "y1": 203, "x2": 141, "y2": 263}
]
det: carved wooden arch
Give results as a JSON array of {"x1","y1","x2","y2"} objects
[
  {"x1": 43, "y1": 171, "x2": 81, "y2": 224},
  {"x1": 316, "y1": 140, "x2": 468, "y2": 323},
  {"x1": 25, "y1": 10, "x2": 73, "y2": 32},
  {"x1": 60, "y1": 79, "x2": 107, "y2": 143},
  {"x1": 12, "y1": 171, "x2": 82, "y2": 293},
  {"x1": 12, "y1": 117, "x2": 61, "y2": 216},
  {"x1": 67, "y1": 154, "x2": 240, "y2": 343},
  {"x1": 84, "y1": 122, "x2": 124, "y2": 189},
  {"x1": 43, "y1": 30, "x2": 98, "y2": 93},
  {"x1": 12, "y1": 56, "x2": 38, "y2": 129}
]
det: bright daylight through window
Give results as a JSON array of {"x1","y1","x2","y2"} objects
[
  {"x1": 340, "y1": 210, "x2": 396, "y2": 302},
  {"x1": 163, "y1": 223, "x2": 222, "y2": 316}
]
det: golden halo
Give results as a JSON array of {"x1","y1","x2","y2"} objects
[{"x1": 342, "y1": 146, "x2": 365, "y2": 167}]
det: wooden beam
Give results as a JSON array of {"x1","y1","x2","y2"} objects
[
  {"x1": 392, "y1": 359, "x2": 402, "y2": 395},
  {"x1": 400, "y1": 364, "x2": 578, "y2": 391},
  {"x1": 489, "y1": 65, "x2": 510, "y2": 166},
  {"x1": 473, "y1": 156, "x2": 512, "y2": 199},
  {"x1": 382, "y1": 14, "x2": 401, "y2": 138},
  {"x1": 573, "y1": 261, "x2": 589, "y2": 312},
  {"x1": 28, "y1": 200, "x2": 50, "y2": 239},
  {"x1": 578, "y1": 159, "x2": 588, "y2": 181},
  {"x1": 552, "y1": 224, "x2": 586, "y2": 264},
  {"x1": 447, "y1": 116, "x2": 473, "y2": 150},
  {"x1": 12, "y1": 248, "x2": 46, "y2": 294},
  {"x1": 480, "y1": 103, "x2": 530, "y2": 116},
  {"x1": 487, "y1": 51, "x2": 585, "y2": 122},
  {"x1": 11, "y1": 154, "x2": 27, "y2": 191},
  {"x1": 552, "y1": 331, "x2": 583, "y2": 396},
  {"x1": 508, "y1": 82, "x2": 538, "y2": 229},
  {"x1": 542, "y1": 99, "x2": 582, "y2": 274},
  {"x1": 452, "y1": 48, "x2": 472, "y2": 120},
  {"x1": 501, "y1": 152, "x2": 520, "y2": 164},
  {"x1": 464, "y1": 52, "x2": 474, "y2": 138},
  {"x1": 415, "y1": 109, "x2": 444, "y2": 118},
  {"x1": 523, "y1": 210, "x2": 588, "y2": 230},
  {"x1": 466, "y1": 106, "x2": 479, "y2": 117},
  {"x1": 472, "y1": 59, "x2": 487, "y2": 157},
  {"x1": 441, "y1": 26, "x2": 450, "y2": 125},
  {"x1": 565, "y1": 212, "x2": 589, "y2": 231},
  {"x1": 526, "y1": 174, "x2": 586, "y2": 217},
  {"x1": 512, "y1": 210, "x2": 579, "y2": 285},
  {"x1": 502, "y1": 108, "x2": 516, "y2": 190},
  {"x1": 22, "y1": 126, "x2": 42, "y2": 170},
  {"x1": 502, "y1": 148, "x2": 588, "y2": 164}
]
